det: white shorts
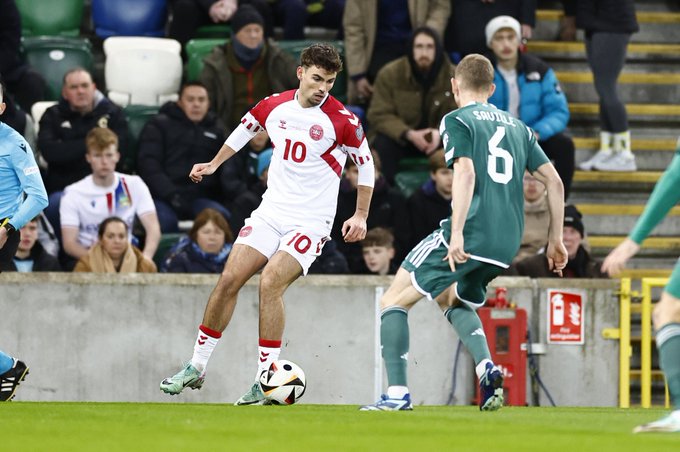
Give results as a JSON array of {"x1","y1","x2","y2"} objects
[{"x1": 234, "y1": 208, "x2": 330, "y2": 275}]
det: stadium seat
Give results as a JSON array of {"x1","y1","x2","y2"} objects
[
  {"x1": 398, "y1": 157, "x2": 430, "y2": 172},
  {"x1": 21, "y1": 37, "x2": 93, "y2": 101},
  {"x1": 16, "y1": 0, "x2": 83, "y2": 37},
  {"x1": 30, "y1": 101, "x2": 58, "y2": 134},
  {"x1": 91, "y1": 0, "x2": 168, "y2": 38},
  {"x1": 154, "y1": 233, "x2": 184, "y2": 269},
  {"x1": 195, "y1": 24, "x2": 231, "y2": 39},
  {"x1": 276, "y1": 40, "x2": 347, "y2": 102},
  {"x1": 185, "y1": 38, "x2": 227, "y2": 81},
  {"x1": 122, "y1": 104, "x2": 160, "y2": 173},
  {"x1": 394, "y1": 171, "x2": 429, "y2": 198},
  {"x1": 104, "y1": 37, "x2": 182, "y2": 107}
]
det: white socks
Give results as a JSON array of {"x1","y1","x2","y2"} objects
[
  {"x1": 613, "y1": 130, "x2": 632, "y2": 156},
  {"x1": 256, "y1": 339, "x2": 281, "y2": 381},
  {"x1": 387, "y1": 385, "x2": 409, "y2": 399},
  {"x1": 190, "y1": 325, "x2": 222, "y2": 373}
]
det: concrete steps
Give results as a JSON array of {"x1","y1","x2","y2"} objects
[
  {"x1": 534, "y1": 9, "x2": 680, "y2": 44},
  {"x1": 573, "y1": 137, "x2": 676, "y2": 171},
  {"x1": 526, "y1": 41, "x2": 680, "y2": 62},
  {"x1": 556, "y1": 71, "x2": 680, "y2": 105}
]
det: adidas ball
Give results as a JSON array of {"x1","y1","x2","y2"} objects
[{"x1": 258, "y1": 360, "x2": 306, "y2": 405}]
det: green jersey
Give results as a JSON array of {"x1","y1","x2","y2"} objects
[{"x1": 439, "y1": 102, "x2": 550, "y2": 266}]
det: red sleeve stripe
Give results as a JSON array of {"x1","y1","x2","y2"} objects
[
  {"x1": 241, "y1": 118, "x2": 247, "y2": 124},
  {"x1": 253, "y1": 125, "x2": 261, "y2": 133},
  {"x1": 246, "y1": 122, "x2": 253, "y2": 130},
  {"x1": 321, "y1": 141, "x2": 342, "y2": 177}
]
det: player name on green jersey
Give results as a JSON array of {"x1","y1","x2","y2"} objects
[{"x1": 471, "y1": 109, "x2": 517, "y2": 127}]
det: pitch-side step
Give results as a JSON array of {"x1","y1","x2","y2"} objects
[
  {"x1": 573, "y1": 138, "x2": 677, "y2": 152},
  {"x1": 573, "y1": 171, "x2": 662, "y2": 184},
  {"x1": 575, "y1": 204, "x2": 680, "y2": 216},
  {"x1": 527, "y1": 41, "x2": 680, "y2": 58},
  {"x1": 589, "y1": 236, "x2": 680, "y2": 250}
]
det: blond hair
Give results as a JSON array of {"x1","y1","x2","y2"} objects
[{"x1": 454, "y1": 54, "x2": 494, "y2": 93}]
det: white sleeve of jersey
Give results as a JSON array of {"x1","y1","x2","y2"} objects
[
  {"x1": 350, "y1": 139, "x2": 375, "y2": 188},
  {"x1": 224, "y1": 112, "x2": 261, "y2": 152}
]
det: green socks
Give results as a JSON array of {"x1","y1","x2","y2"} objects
[
  {"x1": 445, "y1": 304, "x2": 491, "y2": 364},
  {"x1": 381, "y1": 308, "x2": 409, "y2": 387},
  {"x1": 657, "y1": 323, "x2": 680, "y2": 409}
]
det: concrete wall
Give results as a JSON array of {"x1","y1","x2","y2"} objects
[{"x1": 0, "y1": 273, "x2": 618, "y2": 406}]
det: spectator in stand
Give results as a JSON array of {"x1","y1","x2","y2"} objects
[
  {"x1": 60, "y1": 128, "x2": 160, "y2": 269},
  {"x1": 444, "y1": 0, "x2": 536, "y2": 61},
  {"x1": 168, "y1": 0, "x2": 274, "y2": 52},
  {"x1": 200, "y1": 5, "x2": 298, "y2": 132},
  {"x1": 40, "y1": 68, "x2": 130, "y2": 235},
  {"x1": 162, "y1": 208, "x2": 234, "y2": 274},
  {"x1": 74, "y1": 217, "x2": 157, "y2": 273},
  {"x1": 486, "y1": 15, "x2": 575, "y2": 199},
  {"x1": 271, "y1": 0, "x2": 346, "y2": 40},
  {"x1": 0, "y1": 0, "x2": 47, "y2": 111},
  {"x1": 229, "y1": 147, "x2": 271, "y2": 232},
  {"x1": 406, "y1": 149, "x2": 452, "y2": 250},
  {"x1": 332, "y1": 151, "x2": 408, "y2": 273},
  {"x1": 0, "y1": 216, "x2": 61, "y2": 272},
  {"x1": 513, "y1": 171, "x2": 549, "y2": 263},
  {"x1": 367, "y1": 26, "x2": 456, "y2": 183},
  {"x1": 361, "y1": 227, "x2": 398, "y2": 275},
  {"x1": 343, "y1": 0, "x2": 450, "y2": 106},
  {"x1": 569, "y1": 0, "x2": 639, "y2": 172},
  {"x1": 507, "y1": 205, "x2": 606, "y2": 278},
  {"x1": 137, "y1": 82, "x2": 231, "y2": 233}
]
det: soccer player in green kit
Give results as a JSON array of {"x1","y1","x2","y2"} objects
[
  {"x1": 603, "y1": 140, "x2": 680, "y2": 433},
  {"x1": 360, "y1": 54, "x2": 568, "y2": 411}
]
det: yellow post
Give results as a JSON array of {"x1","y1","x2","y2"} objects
[
  {"x1": 619, "y1": 278, "x2": 631, "y2": 408},
  {"x1": 640, "y1": 279, "x2": 653, "y2": 408}
]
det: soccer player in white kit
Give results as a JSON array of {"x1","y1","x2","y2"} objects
[{"x1": 160, "y1": 43, "x2": 375, "y2": 404}]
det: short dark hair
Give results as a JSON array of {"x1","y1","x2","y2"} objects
[
  {"x1": 454, "y1": 54, "x2": 494, "y2": 93},
  {"x1": 189, "y1": 208, "x2": 234, "y2": 244},
  {"x1": 300, "y1": 43, "x2": 342, "y2": 74},
  {"x1": 179, "y1": 81, "x2": 208, "y2": 97},
  {"x1": 361, "y1": 227, "x2": 395, "y2": 249},
  {"x1": 98, "y1": 217, "x2": 128, "y2": 239}
]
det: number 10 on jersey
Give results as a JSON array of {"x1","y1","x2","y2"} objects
[{"x1": 283, "y1": 139, "x2": 307, "y2": 163}]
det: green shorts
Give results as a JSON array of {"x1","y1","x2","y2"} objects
[
  {"x1": 401, "y1": 230, "x2": 504, "y2": 307},
  {"x1": 666, "y1": 257, "x2": 680, "y2": 299}
]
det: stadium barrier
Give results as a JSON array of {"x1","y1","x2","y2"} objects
[{"x1": 611, "y1": 278, "x2": 671, "y2": 408}]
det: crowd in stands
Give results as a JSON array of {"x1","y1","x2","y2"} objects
[{"x1": 1, "y1": 0, "x2": 627, "y2": 278}]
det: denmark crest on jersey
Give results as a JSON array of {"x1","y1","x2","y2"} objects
[
  {"x1": 309, "y1": 124, "x2": 324, "y2": 141},
  {"x1": 355, "y1": 123, "x2": 364, "y2": 141}
]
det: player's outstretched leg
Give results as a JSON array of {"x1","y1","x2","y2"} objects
[
  {"x1": 633, "y1": 410, "x2": 680, "y2": 433},
  {"x1": 0, "y1": 357, "x2": 29, "y2": 402},
  {"x1": 444, "y1": 296, "x2": 504, "y2": 411}
]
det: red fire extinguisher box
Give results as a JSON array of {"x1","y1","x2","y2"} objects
[{"x1": 476, "y1": 306, "x2": 528, "y2": 406}]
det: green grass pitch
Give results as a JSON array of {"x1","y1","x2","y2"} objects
[{"x1": 0, "y1": 403, "x2": 676, "y2": 451}]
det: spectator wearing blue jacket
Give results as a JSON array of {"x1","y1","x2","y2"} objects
[{"x1": 486, "y1": 16, "x2": 574, "y2": 199}]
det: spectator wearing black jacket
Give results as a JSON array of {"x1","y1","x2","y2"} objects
[
  {"x1": 0, "y1": 0, "x2": 47, "y2": 111},
  {"x1": 1, "y1": 217, "x2": 61, "y2": 272},
  {"x1": 137, "y1": 82, "x2": 232, "y2": 233},
  {"x1": 331, "y1": 151, "x2": 408, "y2": 273},
  {"x1": 406, "y1": 149, "x2": 451, "y2": 250},
  {"x1": 39, "y1": 68, "x2": 130, "y2": 240}
]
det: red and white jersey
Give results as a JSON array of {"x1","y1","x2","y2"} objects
[{"x1": 225, "y1": 90, "x2": 374, "y2": 229}]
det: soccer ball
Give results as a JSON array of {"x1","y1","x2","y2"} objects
[{"x1": 258, "y1": 360, "x2": 306, "y2": 405}]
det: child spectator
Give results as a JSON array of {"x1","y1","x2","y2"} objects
[
  {"x1": 1, "y1": 216, "x2": 61, "y2": 272},
  {"x1": 361, "y1": 227, "x2": 397, "y2": 275},
  {"x1": 406, "y1": 149, "x2": 452, "y2": 249}
]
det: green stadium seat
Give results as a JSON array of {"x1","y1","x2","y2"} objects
[
  {"x1": 195, "y1": 24, "x2": 232, "y2": 39},
  {"x1": 21, "y1": 36, "x2": 93, "y2": 101},
  {"x1": 276, "y1": 40, "x2": 347, "y2": 102},
  {"x1": 185, "y1": 38, "x2": 227, "y2": 81},
  {"x1": 154, "y1": 233, "x2": 184, "y2": 269},
  {"x1": 123, "y1": 104, "x2": 160, "y2": 173},
  {"x1": 394, "y1": 171, "x2": 429, "y2": 198},
  {"x1": 398, "y1": 157, "x2": 430, "y2": 172},
  {"x1": 16, "y1": 0, "x2": 83, "y2": 37}
]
